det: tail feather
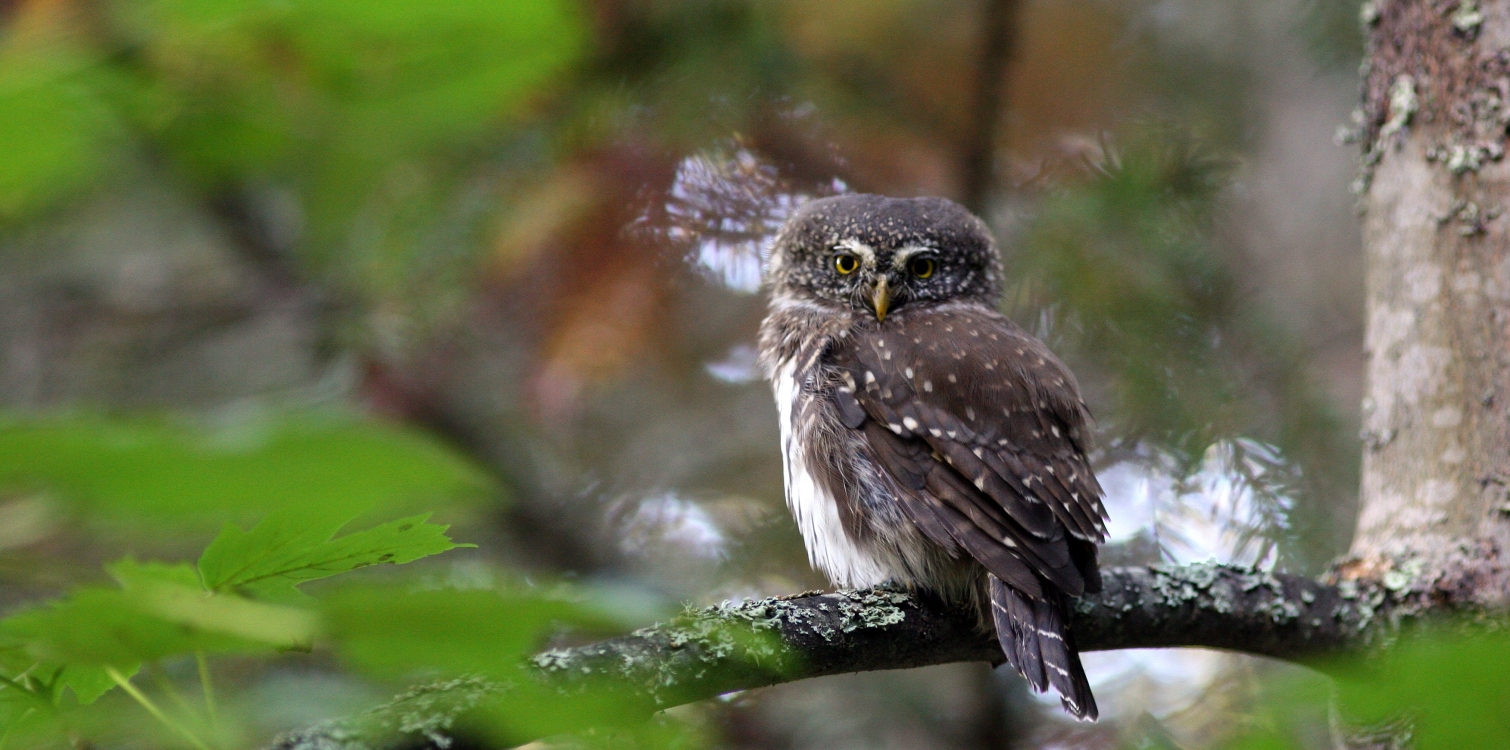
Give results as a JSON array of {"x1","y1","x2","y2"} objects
[
  {"x1": 988, "y1": 574, "x2": 1099, "y2": 721},
  {"x1": 992, "y1": 580, "x2": 1044, "y2": 689}
]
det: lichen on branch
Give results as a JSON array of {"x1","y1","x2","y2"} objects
[{"x1": 269, "y1": 562, "x2": 1462, "y2": 750}]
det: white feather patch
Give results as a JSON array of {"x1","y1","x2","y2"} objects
[{"x1": 774, "y1": 360, "x2": 889, "y2": 588}]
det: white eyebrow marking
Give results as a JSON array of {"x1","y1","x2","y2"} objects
[
  {"x1": 891, "y1": 245, "x2": 935, "y2": 268},
  {"x1": 835, "y1": 239, "x2": 878, "y2": 265}
]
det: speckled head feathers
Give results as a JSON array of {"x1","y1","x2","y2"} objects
[{"x1": 767, "y1": 194, "x2": 1002, "y2": 313}]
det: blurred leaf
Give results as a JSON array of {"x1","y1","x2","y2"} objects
[
  {"x1": 0, "y1": 413, "x2": 494, "y2": 530},
  {"x1": 106, "y1": 0, "x2": 590, "y2": 320},
  {"x1": 0, "y1": 654, "x2": 114, "y2": 706},
  {"x1": 54, "y1": 665, "x2": 120, "y2": 707},
  {"x1": 1333, "y1": 629, "x2": 1510, "y2": 748},
  {"x1": 1224, "y1": 627, "x2": 1510, "y2": 750},
  {"x1": 0, "y1": 39, "x2": 122, "y2": 222},
  {"x1": 0, "y1": 588, "x2": 221, "y2": 671},
  {"x1": 0, "y1": 647, "x2": 114, "y2": 708},
  {"x1": 1017, "y1": 127, "x2": 1239, "y2": 455},
  {"x1": 199, "y1": 513, "x2": 471, "y2": 602},
  {"x1": 0, "y1": 695, "x2": 64, "y2": 746},
  {"x1": 327, "y1": 588, "x2": 791, "y2": 739},
  {"x1": 0, "y1": 584, "x2": 310, "y2": 672},
  {"x1": 106, "y1": 559, "x2": 202, "y2": 590},
  {"x1": 118, "y1": 0, "x2": 588, "y2": 178},
  {"x1": 130, "y1": 577, "x2": 319, "y2": 649},
  {"x1": 321, "y1": 584, "x2": 709, "y2": 743},
  {"x1": 0, "y1": 554, "x2": 321, "y2": 693},
  {"x1": 323, "y1": 586, "x2": 603, "y2": 681},
  {"x1": 1220, "y1": 732, "x2": 1296, "y2": 750}
]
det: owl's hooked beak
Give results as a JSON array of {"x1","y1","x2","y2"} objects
[{"x1": 870, "y1": 277, "x2": 892, "y2": 321}]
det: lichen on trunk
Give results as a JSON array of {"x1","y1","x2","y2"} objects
[{"x1": 1349, "y1": 0, "x2": 1510, "y2": 597}]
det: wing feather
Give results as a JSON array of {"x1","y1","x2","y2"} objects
[{"x1": 832, "y1": 305, "x2": 1105, "y2": 600}]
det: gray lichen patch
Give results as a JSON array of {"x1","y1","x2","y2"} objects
[
  {"x1": 831, "y1": 588, "x2": 912, "y2": 631},
  {"x1": 1436, "y1": 199, "x2": 1500, "y2": 236},
  {"x1": 268, "y1": 675, "x2": 504, "y2": 750},
  {"x1": 1353, "y1": 76, "x2": 1418, "y2": 194},
  {"x1": 1426, "y1": 142, "x2": 1505, "y2": 175},
  {"x1": 1360, "y1": 1, "x2": 1380, "y2": 28},
  {"x1": 1378, "y1": 75, "x2": 1418, "y2": 146},
  {"x1": 1354, "y1": 0, "x2": 1510, "y2": 189},
  {"x1": 1452, "y1": 0, "x2": 1483, "y2": 34},
  {"x1": 1330, "y1": 541, "x2": 1510, "y2": 641},
  {"x1": 528, "y1": 588, "x2": 924, "y2": 707},
  {"x1": 532, "y1": 647, "x2": 576, "y2": 672}
]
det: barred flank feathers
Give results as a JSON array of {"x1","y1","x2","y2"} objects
[{"x1": 988, "y1": 574, "x2": 1098, "y2": 721}]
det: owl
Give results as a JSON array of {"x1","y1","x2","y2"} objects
[{"x1": 758, "y1": 194, "x2": 1109, "y2": 719}]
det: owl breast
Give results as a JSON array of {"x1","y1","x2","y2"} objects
[
  {"x1": 773, "y1": 358, "x2": 894, "y2": 587},
  {"x1": 772, "y1": 355, "x2": 965, "y2": 592}
]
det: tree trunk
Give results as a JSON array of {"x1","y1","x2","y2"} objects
[
  {"x1": 1336, "y1": 5, "x2": 1510, "y2": 745},
  {"x1": 1347, "y1": 0, "x2": 1510, "y2": 599}
]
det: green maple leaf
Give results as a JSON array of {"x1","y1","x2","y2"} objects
[
  {"x1": 0, "y1": 588, "x2": 235, "y2": 671},
  {"x1": 53, "y1": 664, "x2": 120, "y2": 706},
  {"x1": 106, "y1": 559, "x2": 202, "y2": 590},
  {"x1": 0, "y1": 582, "x2": 312, "y2": 668},
  {"x1": 198, "y1": 513, "x2": 471, "y2": 602}
]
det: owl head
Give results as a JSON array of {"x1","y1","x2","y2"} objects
[{"x1": 766, "y1": 194, "x2": 1002, "y2": 320}]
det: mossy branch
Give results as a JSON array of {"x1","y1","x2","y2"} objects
[{"x1": 269, "y1": 562, "x2": 1467, "y2": 750}]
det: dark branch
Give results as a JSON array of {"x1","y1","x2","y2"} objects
[{"x1": 271, "y1": 563, "x2": 1426, "y2": 749}]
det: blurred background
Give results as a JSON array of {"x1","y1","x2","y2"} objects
[{"x1": 0, "y1": 0, "x2": 1369, "y2": 747}]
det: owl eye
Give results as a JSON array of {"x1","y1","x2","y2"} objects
[
  {"x1": 908, "y1": 256, "x2": 937, "y2": 279},
  {"x1": 834, "y1": 253, "x2": 860, "y2": 275}
]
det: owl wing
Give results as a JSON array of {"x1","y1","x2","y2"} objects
[{"x1": 829, "y1": 305, "x2": 1109, "y2": 598}]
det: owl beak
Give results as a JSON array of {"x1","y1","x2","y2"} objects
[{"x1": 870, "y1": 277, "x2": 891, "y2": 321}]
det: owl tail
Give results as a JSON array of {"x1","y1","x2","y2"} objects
[{"x1": 988, "y1": 574, "x2": 1099, "y2": 721}]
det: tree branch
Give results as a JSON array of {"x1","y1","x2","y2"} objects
[{"x1": 270, "y1": 563, "x2": 1438, "y2": 749}]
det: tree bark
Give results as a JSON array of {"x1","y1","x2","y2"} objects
[{"x1": 1344, "y1": 0, "x2": 1510, "y2": 602}]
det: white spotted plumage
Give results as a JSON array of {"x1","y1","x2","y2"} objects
[
  {"x1": 773, "y1": 359, "x2": 891, "y2": 587},
  {"x1": 759, "y1": 193, "x2": 1105, "y2": 721}
]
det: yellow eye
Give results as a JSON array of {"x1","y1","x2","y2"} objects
[
  {"x1": 909, "y1": 256, "x2": 936, "y2": 279},
  {"x1": 834, "y1": 253, "x2": 859, "y2": 275}
]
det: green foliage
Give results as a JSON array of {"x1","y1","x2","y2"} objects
[
  {"x1": 0, "y1": 412, "x2": 494, "y2": 530},
  {"x1": 199, "y1": 513, "x2": 472, "y2": 602},
  {"x1": 0, "y1": 503, "x2": 712, "y2": 749},
  {"x1": 1018, "y1": 129, "x2": 1240, "y2": 451},
  {"x1": 1, "y1": 0, "x2": 589, "y2": 201},
  {"x1": 324, "y1": 586, "x2": 598, "y2": 681},
  {"x1": 0, "y1": 39, "x2": 123, "y2": 221},
  {"x1": 1011, "y1": 126, "x2": 1357, "y2": 569},
  {"x1": 316, "y1": 584, "x2": 700, "y2": 745},
  {"x1": 0, "y1": 511, "x2": 470, "y2": 747},
  {"x1": 112, "y1": 0, "x2": 587, "y2": 178},
  {"x1": 0, "y1": 0, "x2": 588, "y2": 330},
  {"x1": 1220, "y1": 627, "x2": 1510, "y2": 750},
  {"x1": 1334, "y1": 629, "x2": 1510, "y2": 748}
]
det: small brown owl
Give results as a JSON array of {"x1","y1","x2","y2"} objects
[{"x1": 758, "y1": 194, "x2": 1109, "y2": 719}]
